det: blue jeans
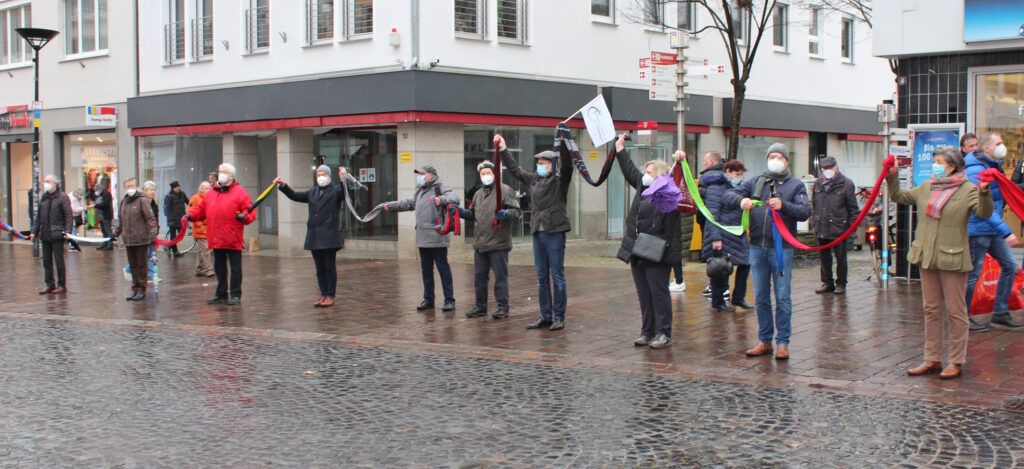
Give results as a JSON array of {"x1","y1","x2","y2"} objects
[
  {"x1": 533, "y1": 231, "x2": 567, "y2": 320},
  {"x1": 966, "y1": 235, "x2": 1018, "y2": 314},
  {"x1": 419, "y1": 247, "x2": 454, "y2": 303},
  {"x1": 749, "y1": 245, "x2": 794, "y2": 346}
]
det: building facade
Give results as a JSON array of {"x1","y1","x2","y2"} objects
[{"x1": 126, "y1": 0, "x2": 894, "y2": 257}]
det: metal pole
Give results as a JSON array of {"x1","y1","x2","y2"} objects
[
  {"x1": 672, "y1": 33, "x2": 688, "y2": 160},
  {"x1": 31, "y1": 48, "x2": 40, "y2": 258},
  {"x1": 880, "y1": 103, "x2": 891, "y2": 290}
]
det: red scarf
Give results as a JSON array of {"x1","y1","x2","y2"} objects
[{"x1": 926, "y1": 172, "x2": 967, "y2": 218}]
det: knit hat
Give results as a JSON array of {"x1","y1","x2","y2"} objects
[
  {"x1": 169, "y1": 181, "x2": 180, "y2": 189},
  {"x1": 766, "y1": 143, "x2": 789, "y2": 160},
  {"x1": 316, "y1": 165, "x2": 331, "y2": 180},
  {"x1": 818, "y1": 156, "x2": 837, "y2": 168}
]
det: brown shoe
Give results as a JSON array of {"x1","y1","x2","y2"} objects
[
  {"x1": 774, "y1": 344, "x2": 790, "y2": 360},
  {"x1": 745, "y1": 342, "x2": 773, "y2": 357},
  {"x1": 38, "y1": 286, "x2": 55, "y2": 295},
  {"x1": 834, "y1": 285, "x2": 846, "y2": 295},
  {"x1": 314, "y1": 296, "x2": 325, "y2": 307},
  {"x1": 907, "y1": 361, "x2": 943, "y2": 376},
  {"x1": 52, "y1": 287, "x2": 67, "y2": 294},
  {"x1": 320, "y1": 297, "x2": 334, "y2": 307},
  {"x1": 940, "y1": 363, "x2": 962, "y2": 379}
]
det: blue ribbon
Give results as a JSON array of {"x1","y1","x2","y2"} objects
[{"x1": 770, "y1": 208, "x2": 785, "y2": 277}]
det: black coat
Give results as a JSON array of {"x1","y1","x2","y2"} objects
[
  {"x1": 163, "y1": 190, "x2": 189, "y2": 228},
  {"x1": 700, "y1": 172, "x2": 749, "y2": 265},
  {"x1": 1012, "y1": 160, "x2": 1024, "y2": 191},
  {"x1": 32, "y1": 187, "x2": 73, "y2": 242},
  {"x1": 809, "y1": 173, "x2": 859, "y2": 239},
  {"x1": 90, "y1": 189, "x2": 113, "y2": 221},
  {"x1": 614, "y1": 150, "x2": 682, "y2": 266},
  {"x1": 280, "y1": 182, "x2": 345, "y2": 251},
  {"x1": 695, "y1": 163, "x2": 724, "y2": 231}
]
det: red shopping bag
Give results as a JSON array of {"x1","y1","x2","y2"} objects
[{"x1": 969, "y1": 254, "x2": 1024, "y2": 315}]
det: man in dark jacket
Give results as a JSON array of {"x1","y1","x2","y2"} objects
[
  {"x1": 31, "y1": 175, "x2": 74, "y2": 295},
  {"x1": 494, "y1": 127, "x2": 574, "y2": 332},
  {"x1": 810, "y1": 156, "x2": 859, "y2": 295},
  {"x1": 383, "y1": 165, "x2": 460, "y2": 312},
  {"x1": 90, "y1": 182, "x2": 114, "y2": 250},
  {"x1": 163, "y1": 181, "x2": 189, "y2": 257},
  {"x1": 723, "y1": 143, "x2": 812, "y2": 360},
  {"x1": 459, "y1": 160, "x2": 521, "y2": 319},
  {"x1": 275, "y1": 165, "x2": 348, "y2": 308}
]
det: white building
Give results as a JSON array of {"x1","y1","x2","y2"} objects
[{"x1": 122, "y1": 0, "x2": 894, "y2": 257}]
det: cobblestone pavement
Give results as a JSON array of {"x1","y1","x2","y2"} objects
[{"x1": 1, "y1": 318, "x2": 1022, "y2": 467}]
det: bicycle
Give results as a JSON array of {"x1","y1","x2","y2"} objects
[
  {"x1": 163, "y1": 226, "x2": 198, "y2": 256},
  {"x1": 865, "y1": 223, "x2": 897, "y2": 287}
]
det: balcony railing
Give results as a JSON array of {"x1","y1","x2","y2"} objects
[
  {"x1": 191, "y1": 16, "x2": 213, "y2": 60},
  {"x1": 163, "y1": 21, "x2": 186, "y2": 64},
  {"x1": 244, "y1": 6, "x2": 270, "y2": 53}
]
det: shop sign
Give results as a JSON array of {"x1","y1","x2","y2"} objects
[
  {"x1": 964, "y1": 0, "x2": 1024, "y2": 42},
  {"x1": 85, "y1": 106, "x2": 117, "y2": 127},
  {"x1": 0, "y1": 105, "x2": 31, "y2": 130},
  {"x1": 359, "y1": 168, "x2": 376, "y2": 183}
]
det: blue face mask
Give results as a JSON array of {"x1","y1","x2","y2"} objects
[
  {"x1": 416, "y1": 175, "x2": 426, "y2": 186},
  {"x1": 730, "y1": 177, "x2": 742, "y2": 187},
  {"x1": 931, "y1": 163, "x2": 948, "y2": 178},
  {"x1": 536, "y1": 164, "x2": 549, "y2": 177}
]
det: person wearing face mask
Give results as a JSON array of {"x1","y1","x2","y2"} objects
[
  {"x1": 274, "y1": 165, "x2": 349, "y2": 307},
  {"x1": 723, "y1": 143, "x2": 811, "y2": 360},
  {"x1": 189, "y1": 182, "x2": 215, "y2": 278},
  {"x1": 612, "y1": 134, "x2": 683, "y2": 349},
  {"x1": 494, "y1": 128, "x2": 575, "y2": 331},
  {"x1": 701, "y1": 159, "x2": 752, "y2": 312},
  {"x1": 113, "y1": 178, "x2": 158, "y2": 301},
  {"x1": 29, "y1": 174, "x2": 74, "y2": 295},
  {"x1": 382, "y1": 165, "x2": 461, "y2": 312},
  {"x1": 809, "y1": 156, "x2": 860, "y2": 295},
  {"x1": 185, "y1": 163, "x2": 257, "y2": 305},
  {"x1": 963, "y1": 132, "x2": 1024, "y2": 330},
  {"x1": 457, "y1": 160, "x2": 521, "y2": 319},
  {"x1": 888, "y1": 146, "x2": 993, "y2": 379},
  {"x1": 89, "y1": 182, "x2": 114, "y2": 250}
]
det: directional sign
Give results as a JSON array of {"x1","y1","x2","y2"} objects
[
  {"x1": 648, "y1": 51, "x2": 677, "y2": 102},
  {"x1": 890, "y1": 128, "x2": 914, "y2": 141},
  {"x1": 687, "y1": 64, "x2": 726, "y2": 76},
  {"x1": 889, "y1": 145, "x2": 912, "y2": 157}
]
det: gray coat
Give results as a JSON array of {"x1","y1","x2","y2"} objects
[
  {"x1": 387, "y1": 176, "x2": 460, "y2": 248},
  {"x1": 501, "y1": 146, "x2": 574, "y2": 234},
  {"x1": 463, "y1": 183, "x2": 521, "y2": 252},
  {"x1": 809, "y1": 173, "x2": 859, "y2": 240}
]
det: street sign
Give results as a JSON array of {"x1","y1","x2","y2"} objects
[
  {"x1": 637, "y1": 121, "x2": 658, "y2": 129},
  {"x1": 889, "y1": 145, "x2": 912, "y2": 157},
  {"x1": 669, "y1": 31, "x2": 690, "y2": 48},
  {"x1": 890, "y1": 128, "x2": 914, "y2": 141},
  {"x1": 648, "y1": 51, "x2": 677, "y2": 102},
  {"x1": 687, "y1": 64, "x2": 726, "y2": 76}
]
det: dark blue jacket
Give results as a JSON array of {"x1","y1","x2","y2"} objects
[
  {"x1": 964, "y1": 152, "x2": 1011, "y2": 238},
  {"x1": 700, "y1": 172, "x2": 749, "y2": 265},
  {"x1": 723, "y1": 173, "x2": 812, "y2": 249},
  {"x1": 280, "y1": 183, "x2": 346, "y2": 251}
]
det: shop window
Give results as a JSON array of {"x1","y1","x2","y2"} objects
[
  {"x1": 64, "y1": 0, "x2": 108, "y2": 57},
  {"x1": 64, "y1": 132, "x2": 118, "y2": 220},
  {"x1": 733, "y1": 135, "x2": 798, "y2": 177},
  {"x1": 839, "y1": 140, "x2": 882, "y2": 188},
  {"x1": 974, "y1": 70, "x2": 1024, "y2": 177},
  {"x1": 140, "y1": 134, "x2": 224, "y2": 227},
  {"x1": 315, "y1": 129, "x2": 397, "y2": 240},
  {"x1": 1, "y1": 4, "x2": 31, "y2": 66},
  {"x1": 455, "y1": 0, "x2": 486, "y2": 38}
]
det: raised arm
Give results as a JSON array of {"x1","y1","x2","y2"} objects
[
  {"x1": 886, "y1": 172, "x2": 919, "y2": 206},
  {"x1": 614, "y1": 133, "x2": 642, "y2": 189},
  {"x1": 277, "y1": 181, "x2": 311, "y2": 203},
  {"x1": 494, "y1": 134, "x2": 535, "y2": 185},
  {"x1": 558, "y1": 137, "x2": 575, "y2": 193}
]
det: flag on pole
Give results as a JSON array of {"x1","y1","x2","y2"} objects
[{"x1": 578, "y1": 95, "x2": 616, "y2": 147}]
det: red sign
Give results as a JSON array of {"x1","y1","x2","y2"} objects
[
  {"x1": 637, "y1": 121, "x2": 658, "y2": 130},
  {"x1": 650, "y1": 51, "x2": 677, "y2": 65}
]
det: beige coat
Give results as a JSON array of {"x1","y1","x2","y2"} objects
[{"x1": 887, "y1": 174, "x2": 993, "y2": 272}]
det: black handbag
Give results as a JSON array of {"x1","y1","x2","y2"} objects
[
  {"x1": 706, "y1": 250, "x2": 734, "y2": 277},
  {"x1": 632, "y1": 232, "x2": 667, "y2": 263}
]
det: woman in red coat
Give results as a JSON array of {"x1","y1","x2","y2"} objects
[{"x1": 186, "y1": 163, "x2": 256, "y2": 305}]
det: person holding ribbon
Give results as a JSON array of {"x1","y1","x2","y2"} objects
[
  {"x1": 810, "y1": 156, "x2": 860, "y2": 295},
  {"x1": 31, "y1": 174, "x2": 74, "y2": 295},
  {"x1": 723, "y1": 143, "x2": 811, "y2": 360},
  {"x1": 113, "y1": 178, "x2": 158, "y2": 301},
  {"x1": 889, "y1": 145, "x2": 992, "y2": 379},
  {"x1": 186, "y1": 163, "x2": 257, "y2": 305},
  {"x1": 701, "y1": 159, "x2": 752, "y2": 312},
  {"x1": 274, "y1": 165, "x2": 348, "y2": 308},
  {"x1": 458, "y1": 160, "x2": 521, "y2": 319},
  {"x1": 382, "y1": 165, "x2": 460, "y2": 312}
]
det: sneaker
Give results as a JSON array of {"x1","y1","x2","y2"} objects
[
  {"x1": 668, "y1": 282, "x2": 686, "y2": 292},
  {"x1": 702, "y1": 286, "x2": 712, "y2": 297}
]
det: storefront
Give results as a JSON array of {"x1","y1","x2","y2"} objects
[
  {"x1": 139, "y1": 134, "x2": 224, "y2": 229},
  {"x1": 64, "y1": 131, "x2": 119, "y2": 221},
  {"x1": 315, "y1": 128, "x2": 398, "y2": 241}
]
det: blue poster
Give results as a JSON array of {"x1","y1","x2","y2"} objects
[
  {"x1": 912, "y1": 129, "x2": 961, "y2": 186},
  {"x1": 964, "y1": 0, "x2": 1024, "y2": 42}
]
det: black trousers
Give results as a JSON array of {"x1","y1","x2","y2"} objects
[
  {"x1": 165, "y1": 227, "x2": 180, "y2": 253},
  {"x1": 710, "y1": 263, "x2": 750, "y2": 308},
  {"x1": 419, "y1": 247, "x2": 454, "y2": 303},
  {"x1": 213, "y1": 249, "x2": 243, "y2": 298},
  {"x1": 817, "y1": 237, "x2": 848, "y2": 287},
  {"x1": 311, "y1": 248, "x2": 339, "y2": 298},
  {"x1": 98, "y1": 219, "x2": 113, "y2": 248},
  {"x1": 126, "y1": 245, "x2": 150, "y2": 293},
  {"x1": 630, "y1": 260, "x2": 673, "y2": 338},
  {"x1": 41, "y1": 240, "x2": 66, "y2": 288},
  {"x1": 474, "y1": 250, "x2": 510, "y2": 310}
]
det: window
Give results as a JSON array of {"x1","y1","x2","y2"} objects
[
  {"x1": 455, "y1": 0, "x2": 485, "y2": 37},
  {"x1": 730, "y1": 4, "x2": 747, "y2": 44},
  {"x1": 306, "y1": 0, "x2": 334, "y2": 44},
  {"x1": 498, "y1": 0, "x2": 526, "y2": 43},
  {"x1": 1, "y1": 4, "x2": 32, "y2": 66},
  {"x1": 807, "y1": 5, "x2": 821, "y2": 56},
  {"x1": 349, "y1": 0, "x2": 373, "y2": 37},
  {"x1": 591, "y1": 0, "x2": 612, "y2": 18},
  {"x1": 644, "y1": 0, "x2": 663, "y2": 26},
  {"x1": 841, "y1": 17, "x2": 854, "y2": 61},
  {"x1": 191, "y1": 0, "x2": 213, "y2": 59},
  {"x1": 772, "y1": 3, "x2": 787, "y2": 50},
  {"x1": 164, "y1": 0, "x2": 185, "y2": 64},
  {"x1": 64, "y1": 0, "x2": 108, "y2": 56},
  {"x1": 244, "y1": 0, "x2": 269, "y2": 53},
  {"x1": 677, "y1": 1, "x2": 695, "y2": 31}
]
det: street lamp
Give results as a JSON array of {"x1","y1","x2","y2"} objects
[{"x1": 16, "y1": 27, "x2": 58, "y2": 258}]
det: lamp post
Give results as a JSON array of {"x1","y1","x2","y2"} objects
[{"x1": 16, "y1": 27, "x2": 58, "y2": 258}]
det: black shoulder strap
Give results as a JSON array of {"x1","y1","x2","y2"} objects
[{"x1": 752, "y1": 176, "x2": 767, "y2": 201}]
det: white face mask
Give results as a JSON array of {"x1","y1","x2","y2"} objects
[
  {"x1": 43, "y1": 183, "x2": 54, "y2": 193},
  {"x1": 767, "y1": 158, "x2": 786, "y2": 174},
  {"x1": 641, "y1": 174, "x2": 655, "y2": 186},
  {"x1": 126, "y1": 188, "x2": 138, "y2": 197},
  {"x1": 317, "y1": 176, "x2": 330, "y2": 187},
  {"x1": 993, "y1": 143, "x2": 1008, "y2": 159},
  {"x1": 218, "y1": 173, "x2": 230, "y2": 185},
  {"x1": 480, "y1": 174, "x2": 495, "y2": 186},
  {"x1": 822, "y1": 169, "x2": 836, "y2": 179}
]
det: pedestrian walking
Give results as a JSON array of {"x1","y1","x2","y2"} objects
[
  {"x1": 163, "y1": 181, "x2": 189, "y2": 257},
  {"x1": 189, "y1": 182, "x2": 215, "y2": 277},
  {"x1": 90, "y1": 182, "x2": 114, "y2": 250},
  {"x1": 275, "y1": 165, "x2": 348, "y2": 307},
  {"x1": 458, "y1": 160, "x2": 521, "y2": 319},
  {"x1": 31, "y1": 175, "x2": 73, "y2": 295},
  {"x1": 724, "y1": 143, "x2": 811, "y2": 360},
  {"x1": 186, "y1": 163, "x2": 257, "y2": 305},
  {"x1": 701, "y1": 158, "x2": 752, "y2": 312},
  {"x1": 382, "y1": 165, "x2": 460, "y2": 312},
  {"x1": 495, "y1": 129, "x2": 574, "y2": 331},
  {"x1": 888, "y1": 145, "x2": 993, "y2": 379},
  {"x1": 113, "y1": 178, "x2": 158, "y2": 301},
  {"x1": 68, "y1": 188, "x2": 85, "y2": 236},
  {"x1": 810, "y1": 156, "x2": 859, "y2": 295}
]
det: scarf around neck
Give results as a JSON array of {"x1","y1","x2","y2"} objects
[{"x1": 926, "y1": 172, "x2": 967, "y2": 218}]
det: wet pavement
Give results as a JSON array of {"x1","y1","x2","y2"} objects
[{"x1": 1, "y1": 242, "x2": 1023, "y2": 466}]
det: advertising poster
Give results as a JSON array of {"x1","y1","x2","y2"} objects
[
  {"x1": 909, "y1": 125, "x2": 963, "y2": 186},
  {"x1": 964, "y1": 0, "x2": 1024, "y2": 42}
]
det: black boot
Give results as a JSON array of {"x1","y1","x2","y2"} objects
[
  {"x1": 416, "y1": 300, "x2": 434, "y2": 311},
  {"x1": 991, "y1": 313, "x2": 1024, "y2": 328},
  {"x1": 466, "y1": 306, "x2": 487, "y2": 318},
  {"x1": 526, "y1": 318, "x2": 552, "y2": 329}
]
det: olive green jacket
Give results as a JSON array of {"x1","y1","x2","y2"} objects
[{"x1": 887, "y1": 174, "x2": 993, "y2": 272}]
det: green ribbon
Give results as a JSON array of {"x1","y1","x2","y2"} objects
[{"x1": 678, "y1": 161, "x2": 752, "y2": 237}]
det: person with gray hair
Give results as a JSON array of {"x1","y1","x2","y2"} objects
[
  {"x1": 810, "y1": 156, "x2": 860, "y2": 295},
  {"x1": 273, "y1": 164, "x2": 349, "y2": 307},
  {"x1": 963, "y1": 133, "x2": 1024, "y2": 330},
  {"x1": 30, "y1": 174, "x2": 73, "y2": 295}
]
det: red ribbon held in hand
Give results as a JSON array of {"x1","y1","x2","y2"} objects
[
  {"x1": 978, "y1": 168, "x2": 1024, "y2": 221},
  {"x1": 152, "y1": 217, "x2": 189, "y2": 247}
]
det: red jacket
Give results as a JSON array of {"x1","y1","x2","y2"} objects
[{"x1": 187, "y1": 182, "x2": 256, "y2": 250}]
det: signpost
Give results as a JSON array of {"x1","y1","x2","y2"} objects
[{"x1": 648, "y1": 51, "x2": 677, "y2": 102}]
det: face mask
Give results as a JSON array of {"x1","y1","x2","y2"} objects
[
  {"x1": 416, "y1": 175, "x2": 426, "y2": 186},
  {"x1": 766, "y1": 158, "x2": 786, "y2": 174},
  {"x1": 43, "y1": 183, "x2": 54, "y2": 193},
  {"x1": 126, "y1": 188, "x2": 138, "y2": 197},
  {"x1": 641, "y1": 174, "x2": 654, "y2": 186},
  {"x1": 536, "y1": 164, "x2": 549, "y2": 177},
  {"x1": 317, "y1": 176, "x2": 330, "y2": 187},
  {"x1": 480, "y1": 174, "x2": 495, "y2": 186},
  {"x1": 931, "y1": 163, "x2": 948, "y2": 178},
  {"x1": 730, "y1": 177, "x2": 742, "y2": 187},
  {"x1": 218, "y1": 173, "x2": 229, "y2": 185},
  {"x1": 94, "y1": 190, "x2": 101, "y2": 195},
  {"x1": 822, "y1": 169, "x2": 836, "y2": 179},
  {"x1": 994, "y1": 143, "x2": 1008, "y2": 159}
]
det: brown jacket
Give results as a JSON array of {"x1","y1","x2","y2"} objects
[
  {"x1": 115, "y1": 193, "x2": 158, "y2": 246},
  {"x1": 887, "y1": 173, "x2": 993, "y2": 272}
]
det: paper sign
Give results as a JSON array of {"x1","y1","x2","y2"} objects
[
  {"x1": 589, "y1": 150, "x2": 598, "y2": 160},
  {"x1": 400, "y1": 152, "x2": 412, "y2": 163}
]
